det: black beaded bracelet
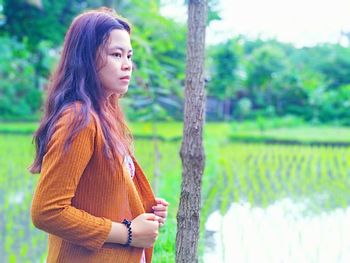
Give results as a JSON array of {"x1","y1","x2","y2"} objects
[{"x1": 121, "y1": 219, "x2": 132, "y2": 247}]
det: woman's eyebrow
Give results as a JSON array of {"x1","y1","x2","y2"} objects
[{"x1": 109, "y1": 46, "x2": 133, "y2": 53}]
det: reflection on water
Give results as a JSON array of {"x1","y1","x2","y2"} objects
[
  {"x1": 204, "y1": 199, "x2": 350, "y2": 263},
  {"x1": 8, "y1": 191, "x2": 24, "y2": 204}
]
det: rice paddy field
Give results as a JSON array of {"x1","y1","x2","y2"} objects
[{"x1": 1, "y1": 122, "x2": 350, "y2": 262}]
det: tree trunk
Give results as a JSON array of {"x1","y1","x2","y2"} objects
[{"x1": 176, "y1": 1, "x2": 207, "y2": 263}]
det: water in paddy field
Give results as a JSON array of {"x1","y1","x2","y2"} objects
[{"x1": 204, "y1": 198, "x2": 350, "y2": 263}]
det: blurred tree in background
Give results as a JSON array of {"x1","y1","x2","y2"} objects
[
  {"x1": 2, "y1": 0, "x2": 82, "y2": 49},
  {"x1": 206, "y1": 37, "x2": 350, "y2": 124}
]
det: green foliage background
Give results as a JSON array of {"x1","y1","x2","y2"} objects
[{"x1": 1, "y1": 0, "x2": 350, "y2": 124}]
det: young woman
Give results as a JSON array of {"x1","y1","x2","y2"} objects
[{"x1": 30, "y1": 7, "x2": 168, "y2": 263}]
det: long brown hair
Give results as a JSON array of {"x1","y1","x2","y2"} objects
[{"x1": 30, "y1": 7, "x2": 133, "y2": 173}]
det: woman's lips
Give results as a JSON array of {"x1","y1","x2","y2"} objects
[{"x1": 120, "y1": 76, "x2": 130, "y2": 82}]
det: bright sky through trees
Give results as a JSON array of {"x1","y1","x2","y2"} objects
[{"x1": 160, "y1": 0, "x2": 350, "y2": 47}]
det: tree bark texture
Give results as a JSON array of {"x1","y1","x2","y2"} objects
[{"x1": 176, "y1": 1, "x2": 207, "y2": 263}]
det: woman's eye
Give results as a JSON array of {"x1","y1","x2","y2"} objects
[
  {"x1": 127, "y1": 54, "x2": 133, "y2": 60},
  {"x1": 112, "y1": 53, "x2": 122, "y2": 58}
]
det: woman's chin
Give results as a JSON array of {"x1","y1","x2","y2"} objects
[
  {"x1": 107, "y1": 87, "x2": 129, "y2": 98},
  {"x1": 118, "y1": 87, "x2": 129, "y2": 96}
]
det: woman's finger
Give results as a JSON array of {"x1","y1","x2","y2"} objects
[
  {"x1": 152, "y1": 204, "x2": 167, "y2": 211},
  {"x1": 157, "y1": 217, "x2": 166, "y2": 226},
  {"x1": 155, "y1": 197, "x2": 169, "y2": 206},
  {"x1": 154, "y1": 211, "x2": 167, "y2": 218}
]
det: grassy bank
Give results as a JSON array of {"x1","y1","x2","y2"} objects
[{"x1": 2, "y1": 120, "x2": 350, "y2": 145}]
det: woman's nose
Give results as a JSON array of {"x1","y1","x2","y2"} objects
[{"x1": 122, "y1": 61, "x2": 132, "y2": 71}]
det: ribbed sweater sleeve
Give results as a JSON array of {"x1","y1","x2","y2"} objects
[{"x1": 31, "y1": 109, "x2": 112, "y2": 251}]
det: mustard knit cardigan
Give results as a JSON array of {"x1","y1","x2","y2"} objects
[{"x1": 31, "y1": 104, "x2": 156, "y2": 263}]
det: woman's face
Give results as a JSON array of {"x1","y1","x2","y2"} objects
[{"x1": 97, "y1": 29, "x2": 133, "y2": 97}]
